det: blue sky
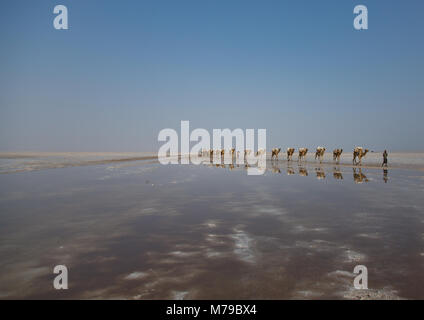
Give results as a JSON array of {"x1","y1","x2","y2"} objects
[{"x1": 0, "y1": 0, "x2": 423, "y2": 151}]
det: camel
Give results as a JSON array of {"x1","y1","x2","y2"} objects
[
  {"x1": 333, "y1": 148, "x2": 343, "y2": 163},
  {"x1": 256, "y1": 148, "x2": 266, "y2": 156},
  {"x1": 353, "y1": 147, "x2": 369, "y2": 166},
  {"x1": 298, "y1": 148, "x2": 308, "y2": 161},
  {"x1": 287, "y1": 148, "x2": 295, "y2": 161},
  {"x1": 315, "y1": 147, "x2": 325, "y2": 163},
  {"x1": 271, "y1": 148, "x2": 281, "y2": 160}
]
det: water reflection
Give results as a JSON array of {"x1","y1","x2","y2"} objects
[
  {"x1": 286, "y1": 166, "x2": 295, "y2": 175},
  {"x1": 207, "y1": 161, "x2": 389, "y2": 184},
  {"x1": 271, "y1": 162, "x2": 281, "y2": 174},
  {"x1": 383, "y1": 169, "x2": 388, "y2": 183},
  {"x1": 200, "y1": 157, "x2": 391, "y2": 183},
  {"x1": 1, "y1": 156, "x2": 420, "y2": 300},
  {"x1": 333, "y1": 167, "x2": 343, "y2": 180},
  {"x1": 353, "y1": 168, "x2": 369, "y2": 184},
  {"x1": 298, "y1": 166, "x2": 308, "y2": 177},
  {"x1": 315, "y1": 167, "x2": 326, "y2": 179}
]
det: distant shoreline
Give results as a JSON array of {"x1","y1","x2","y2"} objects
[
  {"x1": 0, "y1": 152, "x2": 157, "y2": 159},
  {"x1": 1, "y1": 152, "x2": 424, "y2": 174}
]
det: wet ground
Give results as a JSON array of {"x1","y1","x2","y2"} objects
[{"x1": 0, "y1": 154, "x2": 423, "y2": 299}]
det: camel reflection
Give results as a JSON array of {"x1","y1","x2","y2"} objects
[
  {"x1": 201, "y1": 159, "x2": 388, "y2": 184},
  {"x1": 271, "y1": 162, "x2": 281, "y2": 173},
  {"x1": 298, "y1": 166, "x2": 308, "y2": 176},
  {"x1": 333, "y1": 167, "x2": 343, "y2": 180},
  {"x1": 286, "y1": 166, "x2": 295, "y2": 175},
  {"x1": 353, "y1": 168, "x2": 369, "y2": 183},
  {"x1": 315, "y1": 167, "x2": 326, "y2": 179}
]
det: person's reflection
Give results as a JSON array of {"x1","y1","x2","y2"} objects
[
  {"x1": 353, "y1": 168, "x2": 369, "y2": 183},
  {"x1": 383, "y1": 168, "x2": 388, "y2": 183},
  {"x1": 315, "y1": 167, "x2": 326, "y2": 179},
  {"x1": 333, "y1": 167, "x2": 343, "y2": 180},
  {"x1": 298, "y1": 166, "x2": 308, "y2": 176}
]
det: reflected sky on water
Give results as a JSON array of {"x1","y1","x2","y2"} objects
[{"x1": 0, "y1": 157, "x2": 423, "y2": 299}]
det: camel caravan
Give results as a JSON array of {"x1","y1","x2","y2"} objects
[{"x1": 200, "y1": 145, "x2": 372, "y2": 166}]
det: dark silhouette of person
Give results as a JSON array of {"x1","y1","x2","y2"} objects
[{"x1": 382, "y1": 150, "x2": 388, "y2": 167}]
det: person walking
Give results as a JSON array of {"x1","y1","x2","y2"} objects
[{"x1": 382, "y1": 150, "x2": 388, "y2": 167}]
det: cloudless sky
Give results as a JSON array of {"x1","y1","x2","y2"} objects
[{"x1": 0, "y1": 0, "x2": 423, "y2": 152}]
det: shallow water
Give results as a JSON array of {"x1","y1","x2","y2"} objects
[{"x1": 0, "y1": 155, "x2": 423, "y2": 299}]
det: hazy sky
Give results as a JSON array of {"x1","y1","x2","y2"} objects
[{"x1": 1, "y1": 0, "x2": 423, "y2": 152}]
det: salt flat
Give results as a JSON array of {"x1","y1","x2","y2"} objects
[{"x1": 0, "y1": 153, "x2": 423, "y2": 299}]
